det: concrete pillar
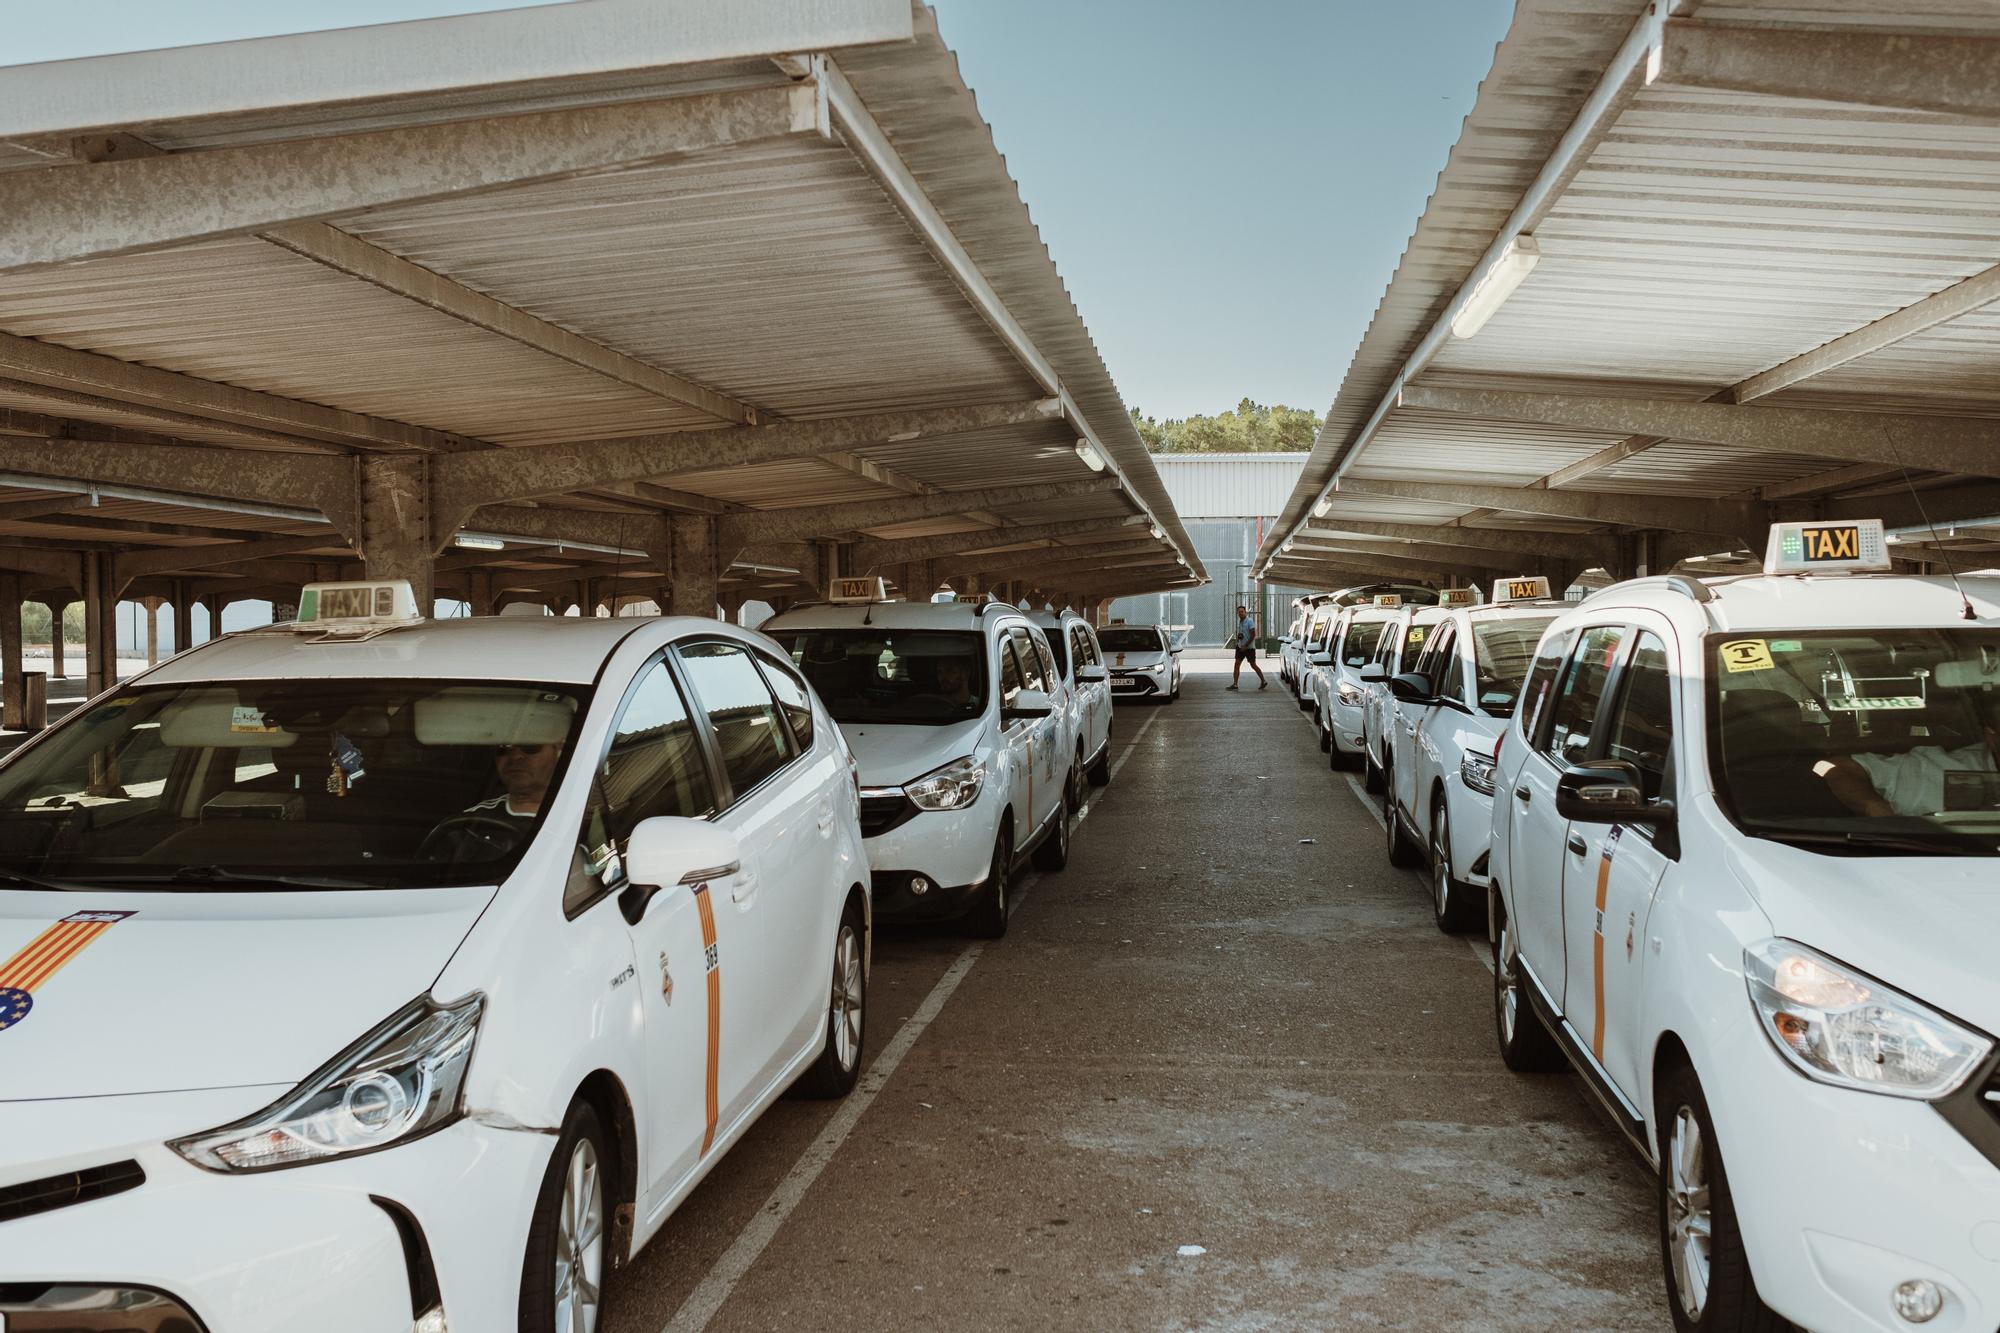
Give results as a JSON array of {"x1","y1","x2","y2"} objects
[
  {"x1": 0, "y1": 574, "x2": 24, "y2": 729},
  {"x1": 200, "y1": 594, "x2": 225, "y2": 643},
  {"x1": 171, "y1": 581, "x2": 193, "y2": 658},
  {"x1": 46, "y1": 601, "x2": 66, "y2": 678},
  {"x1": 468, "y1": 570, "x2": 496, "y2": 617},
  {"x1": 141, "y1": 595, "x2": 162, "y2": 666},
  {"x1": 83, "y1": 553, "x2": 119, "y2": 697},
  {"x1": 360, "y1": 455, "x2": 435, "y2": 605},
  {"x1": 718, "y1": 590, "x2": 749, "y2": 624},
  {"x1": 668, "y1": 518, "x2": 721, "y2": 619}
]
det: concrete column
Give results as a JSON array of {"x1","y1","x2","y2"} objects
[
  {"x1": 668, "y1": 518, "x2": 721, "y2": 619},
  {"x1": 46, "y1": 602, "x2": 66, "y2": 679},
  {"x1": 468, "y1": 570, "x2": 496, "y2": 617},
  {"x1": 718, "y1": 590, "x2": 749, "y2": 624},
  {"x1": 200, "y1": 594, "x2": 225, "y2": 643},
  {"x1": 171, "y1": 581, "x2": 193, "y2": 657},
  {"x1": 141, "y1": 595, "x2": 162, "y2": 666},
  {"x1": 83, "y1": 553, "x2": 119, "y2": 697},
  {"x1": 0, "y1": 574, "x2": 24, "y2": 729},
  {"x1": 360, "y1": 455, "x2": 435, "y2": 605}
]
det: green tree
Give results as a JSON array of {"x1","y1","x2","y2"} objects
[{"x1": 1128, "y1": 399, "x2": 1320, "y2": 455}]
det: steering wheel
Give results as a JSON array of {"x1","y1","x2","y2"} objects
[{"x1": 417, "y1": 814, "x2": 525, "y2": 862}]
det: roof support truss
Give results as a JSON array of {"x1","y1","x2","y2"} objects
[
  {"x1": 1333, "y1": 477, "x2": 1766, "y2": 540},
  {"x1": 1299, "y1": 518, "x2": 1616, "y2": 562},
  {"x1": 717, "y1": 477, "x2": 1120, "y2": 547},
  {"x1": 844, "y1": 516, "x2": 1145, "y2": 572},
  {"x1": 1660, "y1": 19, "x2": 2000, "y2": 121}
]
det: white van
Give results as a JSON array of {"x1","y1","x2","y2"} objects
[{"x1": 1030, "y1": 608, "x2": 1114, "y2": 789}]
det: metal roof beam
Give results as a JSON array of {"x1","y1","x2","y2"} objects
[
  {"x1": 1332, "y1": 478, "x2": 1766, "y2": 540},
  {"x1": 718, "y1": 477, "x2": 1121, "y2": 547},
  {"x1": 1299, "y1": 519, "x2": 1615, "y2": 561},
  {"x1": 1758, "y1": 463, "x2": 1908, "y2": 501},
  {"x1": 0, "y1": 83, "x2": 821, "y2": 275},
  {"x1": 0, "y1": 495, "x2": 91, "y2": 524},
  {"x1": 114, "y1": 534, "x2": 342, "y2": 582},
  {"x1": 1290, "y1": 536, "x2": 1545, "y2": 572},
  {"x1": 1399, "y1": 384, "x2": 2000, "y2": 479},
  {"x1": 1283, "y1": 544, "x2": 1508, "y2": 581},
  {"x1": 1660, "y1": 20, "x2": 2000, "y2": 120},
  {"x1": 464, "y1": 506, "x2": 652, "y2": 554},
  {"x1": 844, "y1": 517, "x2": 1146, "y2": 572},
  {"x1": 1, "y1": 438, "x2": 356, "y2": 537},
  {"x1": 1829, "y1": 482, "x2": 2000, "y2": 531},
  {"x1": 970, "y1": 541, "x2": 1163, "y2": 577},
  {"x1": 434, "y1": 399, "x2": 1061, "y2": 520}
]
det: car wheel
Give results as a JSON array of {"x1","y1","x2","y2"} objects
[
  {"x1": 1492, "y1": 903, "x2": 1564, "y2": 1072},
  {"x1": 966, "y1": 825, "x2": 1012, "y2": 939},
  {"x1": 1384, "y1": 775, "x2": 1421, "y2": 868},
  {"x1": 790, "y1": 902, "x2": 867, "y2": 1099},
  {"x1": 519, "y1": 1101, "x2": 610, "y2": 1333},
  {"x1": 1656, "y1": 1063, "x2": 1782, "y2": 1333},
  {"x1": 1033, "y1": 786, "x2": 1071, "y2": 871},
  {"x1": 1363, "y1": 749, "x2": 1384, "y2": 793},
  {"x1": 1429, "y1": 797, "x2": 1481, "y2": 933},
  {"x1": 1068, "y1": 751, "x2": 1086, "y2": 812},
  {"x1": 1317, "y1": 718, "x2": 1331, "y2": 752}
]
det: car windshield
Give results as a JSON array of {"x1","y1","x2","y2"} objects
[
  {"x1": 1470, "y1": 615, "x2": 1559, "y2": 715},
  {"x1": 1098, "y1": 628, "x2": 1163, "y2": 654},
  {"x1": 0, "y1": 678, "x2": 590, "y2": 890},
  {"x1": 1341, "y1": 620, "x2": 1387, "y2": 666},
  {"x1": 1710, "y1": 628, "x2": 2000, "y2": 855},
  {"x1": 778, "y1": 629, "x2": 988, "y2": 726}
]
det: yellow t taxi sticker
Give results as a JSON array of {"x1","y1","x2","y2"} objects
[
  {"x1": 1719, "y1": 640, "x2": 1774, "y2": 673},
  {"x1": 229, "y1": 705, "x2": 278, "y2": 734},
  {"x1": 0, "y1": 910, "x2": 136, "y2": 1033}
]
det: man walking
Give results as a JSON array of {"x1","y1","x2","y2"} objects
[{"x1": 1227, "y1": 603, "x2": 1267, "y2": 691}]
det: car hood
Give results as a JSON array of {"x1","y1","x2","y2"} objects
[
  {"x1": 0, "y1": 885, "x2": 494, "y2": 1100},
  {"x1": 1725, "y1": 837, "x2": 2000, "y2": 1032},
  {"x1": 844, "y1": 718, "x2": 989, "y2": 787}
]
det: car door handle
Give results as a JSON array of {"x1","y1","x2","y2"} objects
[
  {"x1": 1566, "y1": 833, "x2": 1588, "y2": 857},
  {"x1": 729, "y1": 867, "x2": 758, "y2": 905},
  {"x1": 815, "y1": 802, "x2": 833, "y2": 835},
  {"x1": 1514, "y1": 786, "x2": 1531, "y2": 804}
]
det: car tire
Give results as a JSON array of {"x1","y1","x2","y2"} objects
[
  {"x1": 1068, "y1": 752, "x2": 1086, "y2": 813},
  {"x1": 1033, "y1": 786, "x2": 1071, "y2": 871},
  {"x1": 966, "y1": 826, "x2": 1012, "y2": 939},
  {"x1": 1363, "y1": 750, "x2": 1385, "y2": 794},
  {"x1": 1429, "y1": 797, "x2": 1482, "y2": 933},
  {"x1": 790, "y1": 901, "x2": 867, "y2": 1100},
  {"x1": 1492, "y1": 902, "x2": 1564, "y2": 1073},
  {"x1": 1656, "y1": 1063, "x2": 1784, "y2": 1333},
  {"x1": 1384, "y1": 776, "x2": 1421, "y2": 868},
  {"x1": 1318, "y1": 721, "x2": 1331, "y2": 753},
  {"x1": 519, "y1": 1100, "x2": 611, "y2": 1333}
]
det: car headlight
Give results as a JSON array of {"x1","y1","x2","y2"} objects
[
  {"x1": 1337, "y1": 682, "x2": 1364, "y2": 707},
  {"x1": 905, "y1": 754, "x2": 986, "y2": 811},
  {"x1": 1147, "y1": 662, "x2": 1165, "y2": 675},
  {"x1": 1744, "y1": 940, "x2": 1990, "y2": 1099},
  {"x1": 1459, "y1": 751, "x2": 1497, "y2": 795},
  {"x1": 171, "y1": 993, "x2": 483, "y2": 1172}
]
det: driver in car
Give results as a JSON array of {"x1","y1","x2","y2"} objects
[
  {"x1": 934, "y1": 657, "x2": 976, "y2": 708},
  {"x1": 1820, "y1": 695, "x2": 2000, "y2": 818},
  {"x1": 468, "y1": 741, "x2": 559, "y2": 820}
]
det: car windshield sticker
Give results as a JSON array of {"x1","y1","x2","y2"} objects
[
  {"x1": 0, "y1": 910, "x2": 136, "y2": 1033},
  {"x1": 692, "y1": 882, "x2": 721, "y2": 1155},
  {"x1": 1769, "y1": 639, "x2": 1803, "y2": 653},
  {"x1": 1719, "y1": 639, "x2": 1774, "y2": 673},
  {"x1": 229, "y1": 705, "x2": 277, "y2": 734},
  {"x1": 1826, "y1": 695, "x2": 1926, "y2": 711}
]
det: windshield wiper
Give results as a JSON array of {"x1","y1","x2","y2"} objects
[
  {"x1": 95, "y1": 865, "x2": 386, "y2": 890},
  {"x1": 0, "y1": 868, "x2": 86, "y2": 892},
  {"x1": 1750, "y1": 829, "x2": 1973, "y2": 857}
]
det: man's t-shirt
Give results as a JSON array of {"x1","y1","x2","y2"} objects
[
  {"x1": 1854, "y1": 744, "x2": 1998, "y2": 816},
  {"x1": 1236, "y1": 616, "x2": 1256, "y2": 648},
  {"x1": 465, "y1": 794, "x2": 539, "y2": 821}
]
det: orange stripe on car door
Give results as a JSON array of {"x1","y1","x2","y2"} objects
[{"x1": 693, "y1": 884, "x2": 721, "y2": 1155}]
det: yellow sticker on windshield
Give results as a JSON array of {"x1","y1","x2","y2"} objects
[{"x1": 1719, "y1": 640, "x2": 1773, "y2": 673}]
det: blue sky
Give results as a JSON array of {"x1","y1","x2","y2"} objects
[{"x1": 6, "y1": 1, "x2": 1515, "y2": 422}]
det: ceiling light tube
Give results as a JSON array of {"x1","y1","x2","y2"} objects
[{"x1": 1449, "y1": 235, "x2": 1540, "y2": 340}]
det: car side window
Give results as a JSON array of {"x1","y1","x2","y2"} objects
[
  {"x1": 676, "y1": 640, "x2": 799, "y2": 801},
  {"x1": 1604, "y1": 631, "x2": 1674, "y2": 803},
  {"x1": 1032, "y1": 635, "x2": 1061, "y2": 692},
  {"x1": 1007, "y1": 628, "x2": 1048, "y2": 693},
  {"x1": 1518, "y1": 628, "x2": 1575, "y2": 745},
  {"x1": 998, "y1": 632, "x2": 1024, "y2": 705},
  {"x1": 1417, "y1": 623, "x2": 1455, "y2": 686},
  {"x1": 752, "y1": 648, "x2": 814, "y2": 752},
  {"x1": 576, "y1": 660, "x2": 716, "y2": 913},
  {"x1": 1545, "y1": 626, "x2": 1627, "y2": 766},
  {"x1": 1435, "y1": 633, "x2": 1469, "y2": 706}
]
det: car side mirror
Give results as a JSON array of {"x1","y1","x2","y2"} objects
[
  {"x1": 1077, "y1": 664, "x2": 1107, "y2": 683},
  {"x1": 1003, "y1": 688, "x2": 1053, "y2": 722},
  {"x1": 1309, "y1": 651, "x2": 1332, "y2": 666},
  {"x1": 619, "y1": 816, "x2": 742, "y2": 925},
  {"x1": 1555, "y1": 759, "x2": 1675, "y2": 827},
  {"x1": 1357, "y1": 663, "x2": 1387, "y2": 684},
  {"x1": 1389, "y1": 671, "x2": 1435, "y2": 703}
]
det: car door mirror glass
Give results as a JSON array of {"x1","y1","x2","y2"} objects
[
  {"x1": 1555, "y1": 759, "x2": 1673, "y2": 826},
  {"x1": 1358, "y1": 663, "x2": 1386, "y2": 684},
  {"x1": 620, "y1": 815, "x2": 742, "y2": 923},
  {"x1": 1004, "y1": 688, "x2": 1054, "y2": 721},
  {"x1": 1076, "y1": 664, "x2": 1107, "y2": 682}
]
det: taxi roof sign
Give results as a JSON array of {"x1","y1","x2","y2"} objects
[
  {"x1": 828, "y1": 576, "x2": 889, "y2": 604},
  {"x1": 296, "y1": 580, "x2": 421, "y2": 626},
  {"x1": 1494, "y1": 576, "x2": 1551, "y2": 603},
  {"x1": 1371, "y1": 594, "x2": 1404, "y2": 609},
  {"x1": 1764, "y1": 519, "x2": 1890, "y2": 575},
  {"x1": 1438, "y1": 587, "x2": 1482, "y2": 607}
]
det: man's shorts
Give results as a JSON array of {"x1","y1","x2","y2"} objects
[{"x1": 1234, "y1": 645, "x2": 1257, "y2": 663}]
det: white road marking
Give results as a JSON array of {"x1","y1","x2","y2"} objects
[{"x1": 660, "y1": 709, "x2": 1161, "y2": 1332}]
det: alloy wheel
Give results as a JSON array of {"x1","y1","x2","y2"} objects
[
  {"x1": 553, "y1": 1137, "x2": 604, "y2": 1333},
  {"x1": 831, "y1": 924, "x2": 863, "y2": 1073},
  {"x1": 1431, "y1": 806, "x2": 1451, "y2": 918},
  {"x1": 1666, "y1": 1107, "x2": 1714, "y2": 1320},
  {"x1": 1496, "y1": 918, "x2": 1520, "y2": 1046}
]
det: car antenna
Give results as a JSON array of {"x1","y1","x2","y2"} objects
[{"x1": 1878, "y1": 422, "x2": 1975, "y2": 621}]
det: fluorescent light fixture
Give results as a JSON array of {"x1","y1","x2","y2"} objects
[
  {"x1": 1449, "y1": 235, "x2": 1541, "y2": 340},
  {"x1": 1074, "y1": 440, "x2": 1107, "y2": 472},
  {"x1": 1283, "y1": 540, "x2": 1295, "y2": 553},
  {"x1": 1313, "y1": 498, "x2": 1333, "y2": 518},
  {"x1": 1148, "y1": 523, "x2": 1164, "y2": 539},
  {"x1": 453, "y1": 533, "x2": 506, "y2": 551}
]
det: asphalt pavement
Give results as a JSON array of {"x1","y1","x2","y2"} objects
[{"x1": 605, "y1": 663, "x2": 1668, "y2": 1330}]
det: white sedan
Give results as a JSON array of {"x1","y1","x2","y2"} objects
[{"x1": 0, "y1": 581, "x2": 870, "y2": 1333}]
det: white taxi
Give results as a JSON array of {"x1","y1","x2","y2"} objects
[
  {"x1": 1314, "y1": 599, "x2": 1404, "y2": 768},
  {"x1": 1358, "y1": 599, "x2": 1461, "y2": 794},
  {"x1": 1381, "y1": 578, "x2": 1566, "y2": 932},
  {"x1": 763, "y1": 587, "x2": 1073, "y2": 939},
  {"x1": 1487, "y1": 522, "x2": 2000, "y2": 1333},
  {"x1": 1297, "y1": 601, "x2": 1339, "y2": 714},
  {"x1": 0, "y1": 582, "x2": 870, "y2": 1333},
  {"x1": 1030, "y1": 607, "x2": 1114, "y2": 789},
  {"x1": 1097, "y1": 623, "x2": 1182, "y2": 704}
]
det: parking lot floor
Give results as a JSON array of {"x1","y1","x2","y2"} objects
[{"x1": 607, "y1": 668, "x2": 1669, "y2": 1331}]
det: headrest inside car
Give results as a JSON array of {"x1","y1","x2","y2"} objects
[
  {"x1": 158, "y1": 689, "x2": 301, "y2": 749},
  {"x1": 414, "y1": 689, "x2": 575, "y2": 746}
]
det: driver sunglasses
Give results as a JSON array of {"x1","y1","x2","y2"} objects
[{"x1": 494, "y1": 743, "x2": 551, "y2": 757}]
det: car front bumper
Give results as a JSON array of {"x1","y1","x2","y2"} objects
[
  {"x1": 1, "y1": 1085, "x2": 550, "y2": 1333},
  {"x1": 1329, "y1": 698, "x2": 1367, "y2": 754},
  {"x1": 1702, "y1": 1018, "x2": 2000, "y2": 1333},
  {"x1": 1108, "y1": 671, "x2": 1164, "y2": 699},
  {"x1": 861, "y1": 787, "x2": 1000, "y2": 921}
]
